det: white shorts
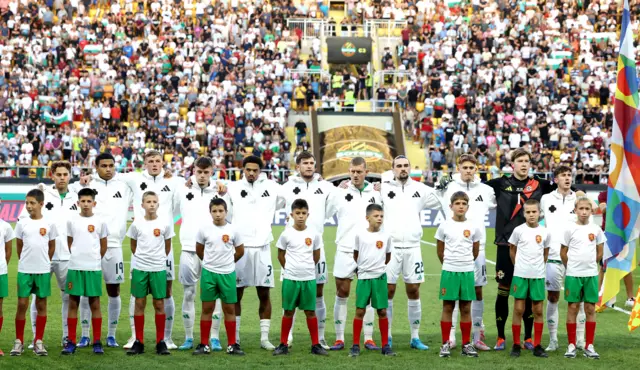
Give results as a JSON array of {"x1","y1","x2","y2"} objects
[
  {"x1": 130, "y1": 248, "x2": 175, "y2": 281},
  {"x1": 474, "y1": 250, "x2": 488, "y2": 287},
  {"x1": 102, "y1": 248, "x2": 125, "y2": 284},
  {"x1": 387, "y1": 247, "x2": 424, "y2": 284},
  {"x1": 179, "y1": 251, "x2": 202, "y2": 285},
  {"x1": 315, "y1": 246, "x2": 328, "y2": 285},
  {"x1": 236, "y1": 245, "x2": 274, "y2": 288},
  {"x1": 333, "y1": 250, "x2": 357, "y2": 280},
  {"x1": 545, "y1": 262, "x2": 566, "y2": 292},
  {"x1": 50, "y1": 260, "x2": 69, "y2": 290}
]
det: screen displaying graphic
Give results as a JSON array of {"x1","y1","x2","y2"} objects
[{"x1": 326, "y1": 37, "x2": 372, "y2": 64}]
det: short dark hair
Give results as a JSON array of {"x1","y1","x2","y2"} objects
[
  {"x1": 26, "y1": 189, "x2": 45, "y2": 203},
  {"x1": 553, "y1": 165, "x2": 572, "y2": 179},
  {"x1": 350, "y1": 156, "x2": 367, "y2": 168},
  {"x1": 392, "y1": 155, "x2": 409, "y2": 167},
  {"x1": 195, "y1": 157, "x2": 213, "y2": 169},
  {"x1": 243, "y1": 155, "x2": 264, "y2": 169},
  {"x1": 291, "y1": 198, "x2": 309, "y2": 211},
  {"x1": 78, "y1": 188, "x2": 97, "y2": 200},
  {"x1": 296, "y1": 151, "x2": 315, "y2": 165},
  {"x1": 524, "y1": 198, "x2": 540, "y2": 210},
  {"x1": 511, "y1": 148, "x2": 532, "y2": 162},
  {"x1": 458, "y1": 154, "x2": 477, "y2": 166},
  {"x1": 209, "y1": 197, "x2": 227, "y2": 211},
  {"x1": 95, "y1": 153, "x2": 115, "y2": 166},
  {"x1": 51, "y1": 160, "x2": 71, "y2": 174},
  {"x1": 366, "y1": 203, "x2": 383, "y2": 216},
  {"x1": 450, "y1": 191, "x2": 469, "y2": 204}
]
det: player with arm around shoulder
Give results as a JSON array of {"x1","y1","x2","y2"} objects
[{"x1": 560, "y1": 197, "x2": 605, "y2": 360}]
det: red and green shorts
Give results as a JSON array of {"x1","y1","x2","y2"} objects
[
  {"x1": 66, "y1": 270, "x2": 103, "y2": 297},
  {"x1": 439, "y1": 270, "x2": 476, "y2": 301}
]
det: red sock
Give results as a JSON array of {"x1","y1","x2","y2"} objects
[
  {"x1": 155, "y1": 314, "x2": 166, "y2": 344},
  {"x1": 566, "y1": 322, "x2": 576, "y2": 345},
  {"x1": 15, "y1": 318, "x2": 26, "y2": 343},
  {"x1": 306, "y1": 317, "x2": 319, "y2": 346},
  {"x1": 379, "y1": 317, "x2": 389, "y2": 347},
  {"x1": 134, "y1": 315, "x2": 145, "y2": 343},
  {"x1": 534, "y1": 322, "x2": 543, "y2": 347},
  {"x1": 67, "y1": 317, "x2": 78, "y2": 344},
  {"x1": 280, "y1": 316, "x2": 293, "y2": 345},
  {"x1": 92, "y1": 318, "x2": 102, "y2": 343},
  {"x1": 440, "y1": 321, "x2": 452, "y2": 344},
  {"x1": 224, "y1": 320, "x2": 236, "y2": 346},
  {"x1": 353, "y1": 319, "x2": 363, "y2": 345},
  {"x1": 461, "y1": 321, "x2": 471, "y2": 345},
  {"x1": 0, "y1": 316, "x2": 3, "y2": 333},
  {"x1": 35, "y1": 315, "x2": 47, "y2": 341},
  {"x1": 200, "y1": 319, "x2": 212, "y2": 346},
  {"x1": 585, "y1": 321, "x2": 596, "y2": 348},
  {"x1": 512, "y1": 324, "x2": 521, "y2": 345}
]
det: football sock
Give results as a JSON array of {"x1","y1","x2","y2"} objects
[
  {"x1": 35, "y1": 315, "x2": 47, "y2": 341},
  {"x1": 316, "y1": 296, "x2": 326, "y2": 340},
  {"x1": 80, "y1": 296, "x2": 91, "y2": 338},
  {"x1": 182, "y1": 285, "x2": 196, "y2": 339},
  {"x1": 408, "y1": 299, "x2": 421, "y2": 340},
  {"x1": 15, "y1": 318, "x2": 26, "y2": 343},
  {"x1": 353, "y1": 318, "x2": 363, "y2": 346},
  {"x1": 379, "y1": 317, "x2": 389, "y2": 347},
  {"x1": 546, "y1": 300, "x2": 559, "y2": 342},
  {"x1": 155, "y1": 314, "x2": 166, "y2": 344},
  {"x1": 235, "y1": 316, "x2": 241, "y2": 343},
  {"x1": 523, "y1": 297, "x2": 533, "y2": 340},
  {"x1": 0, "y1": 316, "x2": 3, "y2": 335},
  {"x1": 225, "y1": 320, "x2": 237, "y2": 346},
  {"x1": 260, "y1": 319, "x2": 271, "y2": 342},
  {"x1": 534, "y1": 322, "x2": 543, "y2": 347},
  {"x1": 210, "y1": 300, "x2": 221, "y2": 339},
  {"x1": 440, "y1": 321, "x2": 452, "y2": 344},
  {"x1": 134, "y1": 315, "x2": 144, "y2": 343},
  {"x1": 306, "y1": 317, "x2": 319, "y2": 346},
  {"x1": 107, "y1": 296, "x2": 121, "y2": 338},
  {"x1": 200, "y1": 319, "x2": 212, "y2": 346},
  {"x1": 68, "y1": 317, "x2": 78, "y2": 344},
  {"x1": 471, "y1": 300, "x2": 484, "y2": 342},
  {"x1": 495, "y1": 287, "x2": 510, "y2": 339},
  {"x1": 280, "y1": 316, "x2": 293, "y2": 345},
  {"x1": 334, "y1": 296, "x2": 348, "y2": 342},
  {"x1": 512, "y1": 324, "x2": 521, "y2": 345},
  {"x1": 363, "y1": 305, "x2": 375, "y2": 342},
  {"x1": 287, "y1": 310, "x2": 296, "y2": 342},
  {"x1": 164, "y1": 297, "x2": 175, "y2": 340},
  {"x1": 387, "y1": 299, "x2": 393, "y2": 338},
  {"x1": 460, "y1": 321, "x2": 471, "y2": 345},
  {"x1": 450, "y1": 301, "x2": 459, "y2": 342},
  {"x1": 129, "y1": 296, "x2": 136, "y2": 339},
  {"x1": 585, "y1": 321, "x2": 596, "y2": 348},
  {"x1": 566, "y1": 322, "x2": 576, "y2": 345},
  {"x1": 61, "y1": 293, "x2": 70, "y2": 338},
  {"x1": 92, "y1": 317, "x2": 102, "y2": 343},
  {"x1": 30, "y1": 295, "x2": 37, "y2": 337},
  {"x1": 577, "y1": 303, "x2": 586, "y2": 344}
]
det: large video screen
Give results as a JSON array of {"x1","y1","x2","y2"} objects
[{"x1": 326, "y1": 37, "x2": 372, "y2": 64}]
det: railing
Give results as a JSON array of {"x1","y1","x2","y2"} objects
[
  {"x1": 364, "y1": 19, "x2": 407, "y2": 38},
  {"x1": 287, "y1": 18, "x2": 326, "y2": 40},
  {"x1": 312, "y1": 99, "x2": 400, "y2": 113},
  {"x1": 289, "y1": 69, "x2": 331, "y2": 81}
]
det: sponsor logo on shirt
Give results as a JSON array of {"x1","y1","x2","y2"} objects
[
  {"x1": 588, "y1": 233, "x2": 595, "y2": 242},
  {"x1": 463, "y1": 229, "x2": 470, "y2": 238},
  {"x1": 305, "y1": 237, "x2": 312, "y2": 246},
  {"x1": 88, "y1": 225, "x2": 95, "y2": 233},
  {"x1": 536, "y1": 235, "x2": 542, "y2": 244},
  {"x1": 40, "y1": 228, "x2": 47, "y2": 236},
  {"x1": 154, "y1": 228, "x2": 161, "y2": 237},
  {"x1": 222, "y1": 234, "x2": 230, "y2": 243}
]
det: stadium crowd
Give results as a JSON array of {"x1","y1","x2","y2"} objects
[{"x1": 0, "y1": 0, "x2": 636, "y2": 184}]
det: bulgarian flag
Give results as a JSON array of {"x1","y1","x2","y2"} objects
[
  {"x1": 545, "y1": 58, "x2": 563, "y2": 70},
  {"x1": 595, "y1": 1, "x2": 640, "y2": 332},
  {"x1": 550, "y1": 50, "x2": 572, "y2": 60},
  {"x1": 447, "y1": 0, "x2": 462, "y2": 8},
  {"x1": 42, "y1": 110, "x2": 72, "y2": 126},
  {"x1": 83, "y1": 44, "x2": 103, "y2": 55}
]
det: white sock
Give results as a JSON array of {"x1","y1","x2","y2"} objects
[
  {"x1": 288, "y1": 310, "x2": 296, "y2": 342},
  {"x1": 30, "y1": 295, "x2": 37, "y2": 338},
  {"x1": 471, "y1": 300, "x2": 484, "y2": 342},
  {"x1": 334, "y1": 296, "x2": 348, "y2": 342},
  {"x1": 80, "y1": 296, "x2": 91, "y2": 338},
  {"x1": 387, "y1": 299, "x2": 393, "y2": 338},
  {"x1": 182, "y1": 285, "x2": 196, "y2": 340},
  {"x1": 61, "y1": 292, "x2": 70, "y2": 338},
  {"x1": 451, "y1": 301, "x2": 459, "y2": 342},
  {"x1": 260, "y1": 319, "x2": 271, "y2": 342},
  {"x1": 210, "y1": 299, "x2": 222, "y2": 339},
  {"x1": 577, "y1": 302, "x2": 586, "y2": 343},
  {"x1": 546, "y1": 300, "x2": 559, "y2": 342},
  {"x1": 164, "y1": 296, "x2": 175, "y2": 340},
  {"x1": 363, "y1": 305, "x2": 375, "y2": 342},
  {"x1": 408, "y1": 299, "x2": 421, "y2": 340},
  {"x1": 107, "y1": 296, "x2": 121, "y2": 338},
  {"x1": 235, "y1": 316, "x2": 241, "y2": 343},
  {"x1": 316, "y1": 296, "x2": 326, "y2": 341},
  {"x1": 129, "y1": 295, "x2": 136, "y2": 339}
]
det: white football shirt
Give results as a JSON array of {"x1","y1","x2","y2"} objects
[
  {"x1": 435, "y1": 219, "x2": 481, "y2": 273},
  {"x1": 509, "y1": 224, "x2": 551, "y2": 279},
  {"x1": 563, "y1": 223, "x2": 606, "y2": 277},
  {"x1": 197, "y1": 223, "x2": 242, "y2": 274},
  {"x1": 0, "y1": 220, "x2": 15, "y2": 275},
  {"x1": 277, "y1": 227, "x2": 322, "y2": 281},
  {"x1": 15, "y1": 217, "x2": 58, "y2": 274},
  {"x1": 354, "y1": 229, "x2": 392, "y2": 279},
  {"x1": 126, "y1": 217, "x2": 174, "y2": 272},
  {"x1": 67, "y1": 215, "x2": 109, "y2": 271}
]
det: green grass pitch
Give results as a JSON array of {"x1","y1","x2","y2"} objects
[{"x1": 0, "y1": 225, "x2": 639, "y2": 369}]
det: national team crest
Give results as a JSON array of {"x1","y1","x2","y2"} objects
[
  {"x1": 441, "y1": 288, "x2": 446, "y2": 296},
  {"x1": 376, "y1": 241, "x2": 383, "y2": 249},
  {"x1": 88, "y1": 225, "x2": 95, "y2": 233},
  {"x1": 39, "y1": 228, "x2": 46, "y2": 236},
  {"x1": 154, "y1": 229, "x2": 161, "y2": 237},
  {"x1": 588, "y1": 233, "x2": 595, "y2": 242},
  {"x1": 222, "y1": 234, "x2": 230, "y2": 243},
  {"x1": 536, "y1": 235, "x2": 542, "y2": 244},
  {"x1": 67, "y1": 282, "x2": 73, "y2": 290},
  {"x1": 463, "y1": 230, "x2": 471, "y2": 238},
  {"x1": 305, "y1": 238, "x2": 312, "y2": 246}
]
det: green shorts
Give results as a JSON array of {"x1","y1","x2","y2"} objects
[
  {"x1": 439, "y1": 270, "x2": 476, "y2": 301},
  {"x1": 511, "y1": 276, "x2": 545, "y2": 301},
  {"x1": 0, "y1": 273, "x2": 8, "y2": 298},
  {"x1": 565, "y1": 276, "x2": 599, "y2": 303},
  {"x1": 200, "y1": 269, "x2": 237, "y2": 304},
  {"x1": 131, "y1": 269, "x2": 167, "y2": 300},
  {"x1": 356, "y1": 274, "x2": 388, "y2": 309},
  {"x1": 66, "y1": 270, "x2": 103, "y2": 297},
  {"x1": 17, "y1": 272, "x2": 51, "y2": 299},
  {"x1": 282, "y1": 279, "x2": 316, "y2": 311}
]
